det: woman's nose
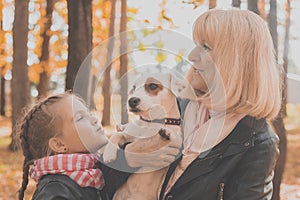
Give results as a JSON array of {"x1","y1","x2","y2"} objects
[{"x1": 188, "y1": 47, "x2": 200, "y2": 62}]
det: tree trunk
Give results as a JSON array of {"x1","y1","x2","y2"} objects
[
  {"x1": 10, "y1": 0, "x2": 30, "y2": 151},
  {"x1": 271, "y1": 1, "x2": 290, "y2": 199},
  {"x1": 37, "y1": 0, "x2": 55, "y2": 98},
  {"x1": 268, "y1": 0, "x2": 278, "y2": 56},
  {"x1": 0, "y1": 70, "x2": 5, "y2": 116},
  {"x1": 66, "y1": 0, "x2": 93, "y2": 105},
  {"x1": 232, "y1": 0, "x2": 241, "y2": 8},
  {"x1": 101, "y1": 0, "x2": 116, "y2": 126},
  {"x1": 89, "y1": 75, "x2": 97, "y2": 110},
  {"x1": 281, "y1": 0, "x2": 290, "y2": 118},
  {"x1": 248, "y1": 0, "x2": 260, "y2": 15},
  {"x1": 209, "y1": 0, "x2": 216, "y2": 9},
  {"x1": 0, "y1": 14, "x2": 5, "y2": 116},
  {"x1": 272, "y1": 118, "x2": 287, "y2": 200},
  {"x1": 120, "y1": 0, "x2": 128, "y2": 124}
]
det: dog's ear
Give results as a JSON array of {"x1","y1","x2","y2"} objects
[{"x1": 169, "y1": 73, "x2": 197, "y2": 100}]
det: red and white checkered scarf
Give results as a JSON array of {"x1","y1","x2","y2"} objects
[{"x1": 30, "y1": 154, "x2": 105, "y2": 190}]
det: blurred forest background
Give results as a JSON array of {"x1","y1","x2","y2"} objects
[{"x1": 0, "y1": 0, "x2": 300, "y2": 199}]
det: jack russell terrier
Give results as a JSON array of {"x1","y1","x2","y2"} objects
[{"x1": 103, "y1": 72, "x2": 194, "y2": 200}]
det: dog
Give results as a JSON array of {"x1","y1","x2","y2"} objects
[{"x1": 103, "y1": 73, "x2": 194, "y2": 200}]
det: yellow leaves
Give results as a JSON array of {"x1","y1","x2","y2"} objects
[
  {"x1": 28, "y1": 59, "x2": 67, "y2": 84},
  {"x1": 39, "y1": 7, "x2": 46, "y2": 18},
  {"x1": 127, "y1": 7, "x2": 138, "y2": 14},
  {"x1": 155, "y1": 41, "x2": 167, "y2": 63},
  {"x1": 193, "y1": 0, "x2": 205, "y2": 4},
  {"x1": 155, "y1": 46, "x2": 184, "y2": 64},
  {"x1": 138, "y1": 42, "x2": 145, "y2": 51},
  {"x1": 93, "y1": 0, "x2": 111, "y2": 43},
  {"x1": 28, "y1": 64, "x2": 43, "y2": 84},
  {"x1": 175, "y1": 51, "x2": 183, "y2": 63},
  {"x1": 143, "y1": 28, "x2": 151, "y2": 37},
  {"x1": 156, "y1": 40, "x2": 163, "y2": 48},
  {"x1": 0, "y1": 134, "x2": 35, "y2": 199},
  {"x1": 55, "y1": 60, "x2": 67, "y2": 69},
  {"x1": 157, "y1": 25, "x2": 163, "y2": 30},
  {"x1": 182, "y1": 0, "x2": 205, "y2": 9},
  {"x1": 0, "y1": 56, "x2": 6, "y2": 68},
  {"x1": 54, "y1": 1, "x2": 68, "y2": 17},
  {"x1": 127, "y1": 6, "x2": 139, "y2": 22},
  {"x1": 156, "y1": 52, "x2": 167, "y2": 64},
  {"x1": 128, "y1": 16, "x2": 134, "y2": 22},
  {"x1": 0, "y1": 0, "x2": 2, "y2": 22},
  {"x1": 33, "y1": 38, "x2": 43, "y2": 58},
  {"x1": 102, "y1": 0, "x2": 111, "y2": 19},
  {"x1": 160, "y1": 10, "x2": 175, "y2": 27}
]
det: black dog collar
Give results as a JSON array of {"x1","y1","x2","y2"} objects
[{"x1": 140, "y1": 116, "x2": 181, "y2": 126}]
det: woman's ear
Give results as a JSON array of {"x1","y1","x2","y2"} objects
[{"x1": 49, "y1": 137, "x2": 68, "y2": 153}]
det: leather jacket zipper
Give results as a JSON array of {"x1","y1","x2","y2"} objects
[{"x1": 219, "y1": 182, "x2": 225, "y2": 200}]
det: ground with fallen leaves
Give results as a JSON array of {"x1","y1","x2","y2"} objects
[{"x1": 0, "y1": 113, "x2": 300, "y2": 200}]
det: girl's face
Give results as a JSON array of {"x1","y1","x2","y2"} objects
[
  {"x1": 188, "y1": 42, "x2": 214, "y2": 94},
  {"x1": 54, "y1": 96, "x2": 107, "y2": 153}
]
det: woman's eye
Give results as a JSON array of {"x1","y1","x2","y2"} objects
[
  {"x1": 148, "y1": 83, "x2": 158, "y2": 90},
  {"x1": 202, "y1": 44, "x2": 210, "y2": 51}
]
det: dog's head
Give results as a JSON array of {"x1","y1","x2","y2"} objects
[{"x1": 127, "y1": 73, "x2": 195, "y2": 119}]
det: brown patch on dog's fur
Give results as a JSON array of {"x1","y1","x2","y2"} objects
[
  {"x1": 144, "y1": 77, "x2": 163, "y2": 96},
  {"x1": 158, "y1": 128, "x2": 170, "y2": 140}
]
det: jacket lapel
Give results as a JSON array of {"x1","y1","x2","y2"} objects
[{"x1": 162, "y1": 120, "x2": 257, "y2": 196}]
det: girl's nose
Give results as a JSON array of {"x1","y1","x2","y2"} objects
[{"x1": 90, "y1": 113, "x2": 98, "y2": 125}]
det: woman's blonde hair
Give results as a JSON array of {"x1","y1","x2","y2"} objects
[{"x1": 188, "y1": 9, "x2": 282, "y2": 120}]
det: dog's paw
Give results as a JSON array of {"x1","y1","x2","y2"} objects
[{"x1": 116, "y1": 124, "x2": 126, "y2": 132}]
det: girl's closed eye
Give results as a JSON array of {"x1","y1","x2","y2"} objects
[
  {"x1": 75, "y1": 113, "x2": 84, "y2": 122},
  {"x1": 74, "y1": 111, "x2": 89, "y2": 122}
]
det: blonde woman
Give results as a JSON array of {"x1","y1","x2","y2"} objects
[
  {"x1": 156, "y1": 9, "x2": 282, "y2": 200},
  {"x1": 102, "y1": 9, "x2": 282, "y2": 200}
]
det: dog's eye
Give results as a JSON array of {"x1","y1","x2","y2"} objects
[
  {"x1": 148, "y1": 83, "x2": 158, "y2": 90},
  {"x1": 133, "y1": 85, "x2": 136, "y2": 91}
]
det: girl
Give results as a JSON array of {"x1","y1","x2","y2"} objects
[{"x1": 18, "y1": 93, "x2": 108, "y2": 200}]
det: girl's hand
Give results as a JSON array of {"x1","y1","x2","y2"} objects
[{"x1": 124, "y1": 132, "x2": 182, "y2": 171}]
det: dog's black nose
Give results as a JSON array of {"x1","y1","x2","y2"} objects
[{"x1": 128, "y1": 97, "x2": 140, "y2": 108}]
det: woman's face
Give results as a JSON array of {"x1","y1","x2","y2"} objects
[{"x1": 188, "y1": 42, "x2": 213, "y2": 94}]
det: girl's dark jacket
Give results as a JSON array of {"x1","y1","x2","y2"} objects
[
  {"x1": 100, "y1": 99, "x2": 280, "y2": 200},
  {"x1": 31, "y1": 174, "x2": 106, "y2": 200}
]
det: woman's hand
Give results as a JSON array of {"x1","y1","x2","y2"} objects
[{"x1": 124, "y1": 132, "x2": 182, "y2": 170}]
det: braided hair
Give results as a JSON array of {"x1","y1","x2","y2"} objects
[{"x1": 18, "y1": 93, "x2": 71, "y2": 200}]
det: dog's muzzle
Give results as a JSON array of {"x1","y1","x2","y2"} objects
[{"x1": 128, "y1": 97, "x2": 141, "y2": 108}]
